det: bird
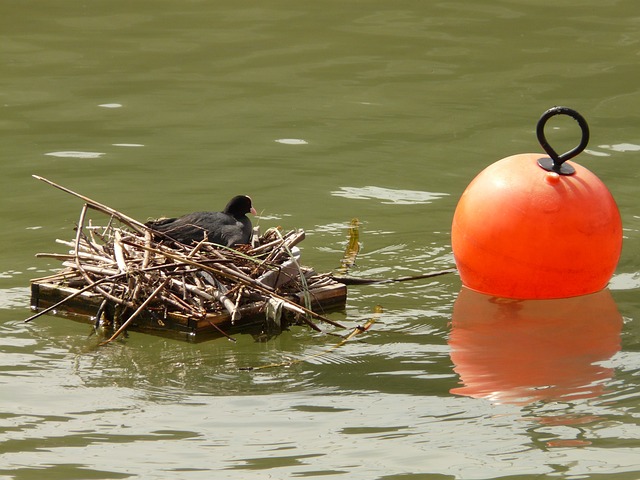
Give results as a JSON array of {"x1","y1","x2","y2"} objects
[{"x1": 145, "y1": 195, "x2": 257, "y2": 247}]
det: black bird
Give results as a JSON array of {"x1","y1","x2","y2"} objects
[{"x1": 145, "y1": 195, "x2": 257, "y2": 247}]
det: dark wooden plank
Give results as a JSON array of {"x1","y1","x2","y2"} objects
[{"x1": 29, "y1": 280, "x2": 347, "y2": 341}]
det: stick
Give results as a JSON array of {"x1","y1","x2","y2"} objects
[
  {"x1": 124, "y1": 239, "x2": 272, "y2": 293},
  {"x1": 113, "y1": 230, "x2": 128, "y2": 273},
  {"x1": 247, "y1": 237, "x2": 283, "y2": 256},
  {"x1": 142, "y1": 230, "x2": 152, "y2": 269},
  {"x1": 32, "y1": 175, "x2": 147, "y2": 234},
  {"x1": 127, "y1": 240, "x2": 346, "y2": 329},
  {"x1": 195, "y1": 270, "x2": 240, "y2": 320},
  {"x1": 28, "y1": 270, "x2": 78, "y2": 284},
  {"x1": 27, "y1": 259, "x2": 192, "y2": 324},
  {"x1": 25, "y1": 272, "x2": 126, "y2": 323},
  {"x1": 206, "y1": 319, "x2": 237, "y2": 342},
  {"x1": 231, "y1": 286, "x2": 243, "y2": 324},
  {"x1": 71, "y1": 204, "x2": 126, "y2": 307},
  {"x1": 168, "y1": 277, "x2": 241, "y2": 323},
  {"x1": 100, "y1": 278, "x2": 170, "y2": 345},
  {"x1": 330, "y1": 268, "x2": 457, "y2": 285},
  {"x1": 36, "y1": 251, "x2": 117, "y2": 265}
]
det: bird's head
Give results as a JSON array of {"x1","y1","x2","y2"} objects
[{"x1": 225, "y1": 195, "x2": 256, "y2": 217}]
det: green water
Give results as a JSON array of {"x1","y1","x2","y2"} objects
[{"x1": 1, "y1": 1, "x2": 639, "y2": 479}]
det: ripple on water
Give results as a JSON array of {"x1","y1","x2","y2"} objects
[
  {"x1": 609, "y1": 272, "x2": 640, "y2": 290},
  {"x1": 331, "y1": 186, "x2": 449, "y2": 205},
  {"x1": 0, "y1": 287, "x2": 30, "y2": 309},
  {"x1": 44, "y1": 151, "x2": 105, "y2": 159},
  {"x1": 275, "y1": 138, "x2": 308, "y2": 145}
]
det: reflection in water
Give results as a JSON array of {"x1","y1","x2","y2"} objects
[
  {"x1": 449, "y1": 288, "x2": 622, "y2": 405},
  {"x1": 60, "y1": 329, "x2": 330, "y2": 400}
]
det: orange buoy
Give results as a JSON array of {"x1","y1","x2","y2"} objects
[
  {"x1": 451, "y1": 107, "x2": 622, "y2": 299},
  {"x1": 449, "y1": 287, "x2": 622, "y2": 405}
]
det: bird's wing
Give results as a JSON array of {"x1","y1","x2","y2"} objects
[
  {"x1": 146, "y1": 214, "x2": 208, "y2": 243},
  {"x1": 145, "y1": 217, "x2": 178, "y2": 229}
]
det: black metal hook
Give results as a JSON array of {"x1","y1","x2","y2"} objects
[{"x1": 536, "y1": 106, "x2": 590, "y2": 175}]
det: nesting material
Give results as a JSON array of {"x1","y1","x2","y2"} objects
[{"x1": 27, "y1": 178, "x2": 347, "y2": 342}]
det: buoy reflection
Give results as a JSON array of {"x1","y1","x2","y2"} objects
[{"x1": 449, "y1": 287, "x2": 622, "y2": 405}]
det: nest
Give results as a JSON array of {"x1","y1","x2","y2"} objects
[{"x1": 27, "y1": 177, "x2": 347, "y2": 343}]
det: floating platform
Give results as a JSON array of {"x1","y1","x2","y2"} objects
[
  {"x1": 30, "y1": 275, "x2": 347, "y2": 342},
  {"x1": 26, "y1": 177, "x2": 348, "y2": 342}
]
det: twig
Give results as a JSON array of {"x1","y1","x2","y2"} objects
[
  {"x1": 32, "y1": 175, "x2": 147, "y2": 234},
  {"x1": 113, "y1": 230, "x2": 128, "y2": 273},
  {"x1": 125, "y1": 240, "x2": 272, "y2": 292},
  {"x1": 231, "y1": 286, "x2": 243, "y2": 324},
  {"x1": 142, "y1": 230, "x2": 152, "y2": 269},
  {"x1": 123, "y1": 240, "x2": 346, "y2": 329},
  {"x1": 70, "y1": 204, "x2": 130, "y2": 308},
  {"x1": 35, "y1": 252, "x2": 116, "y2": 265},
  {"x1": 330, "y1": 268, "x2": 457, "y2": 285},
  {"x1": 100, "y1": 278, "x2": 171, "y2": 345},
  {"x1": 25, "y1": 272, "x2": 127, "y2": 323},
  {"x1": 206, "y1": 320, "x2": 236, "y2": 342}
]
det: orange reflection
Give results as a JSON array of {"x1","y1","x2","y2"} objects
[{"x1": 449, "y1": 287, "x2": 622, "y2": 405}]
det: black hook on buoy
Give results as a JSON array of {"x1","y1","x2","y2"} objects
[{"x1": 536, "y1": 106, "x2": 590, "y2": 175}]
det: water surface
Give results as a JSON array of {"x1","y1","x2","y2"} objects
[{"x1": 1, "y1": 1, "x2": 639, "y2": 479}]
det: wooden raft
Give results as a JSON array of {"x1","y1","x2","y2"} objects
[
  {"x1": 26, "y1": 177, "x2": 347, "y2": 342},
  {"x1": 30, "y1": 273, "x2": 347, "y2": 341}
]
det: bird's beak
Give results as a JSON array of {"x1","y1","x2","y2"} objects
[{"x1": 250, "y1": 207, "x2": 257, "y2": 216}]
